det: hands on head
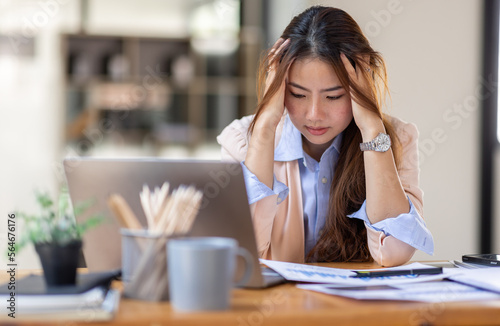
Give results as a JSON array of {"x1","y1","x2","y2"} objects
[
  {"x1": 260, "y1": 38, "x2": 381, "y2": 137},
  {"x1": 340, "y1": 53, "x2": 384, "y2": 137},
  {"x1": 257, "y1": 38, "x2": 292, "y2": 130}
]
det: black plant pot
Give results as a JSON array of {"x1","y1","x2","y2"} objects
[{"x1": 35, "y1": 240, "x2": 82, "y2": 286}]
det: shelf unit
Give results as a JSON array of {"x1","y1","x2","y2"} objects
[{"x1": 61, "y1": 32, "x2": 259, "y2": 153}]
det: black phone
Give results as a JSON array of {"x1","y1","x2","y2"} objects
[{"x1": 462, "y1": 254, "x2": 500, "y2": 267}]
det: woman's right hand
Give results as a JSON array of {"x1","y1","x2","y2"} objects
[
  {"x1": 257, "y1": 38, "x2": 291, "y2": 130},
  {"x1": 245, "y1": 38, "x2": 290, "y2": 189}
]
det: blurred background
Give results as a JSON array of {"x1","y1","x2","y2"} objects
[{"x1": 0, "y1": 0, "x2": 498, "y2": 268}]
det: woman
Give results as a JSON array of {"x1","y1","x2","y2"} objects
[{"x1": 217, "y1": 6, "x2": 433, "y2": 266}]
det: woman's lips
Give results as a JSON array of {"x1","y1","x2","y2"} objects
[{"x1": 306, "y1": 126, "x2": 328, "y2": 136}]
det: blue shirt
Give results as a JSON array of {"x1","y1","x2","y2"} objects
[{"x1": 241, "y1": 115, "x2": 434, "y2": 257}]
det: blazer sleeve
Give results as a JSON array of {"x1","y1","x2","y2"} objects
[
  {"x1": 217, "y1": 116, "x2": 289, "y2": 259},
  {"x1": 216, "y1": 116, "x2": 253, "y2": 163},
  {"x1": 365, "y1": 119, "x2": 424, "y2": 266}
]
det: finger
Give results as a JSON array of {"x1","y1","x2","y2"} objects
[
  {"x1": 266, "y1": 56, "x2": 294, "y2": 104},
  {"x1": 275, "y1": 38, "x2": 290, "y2": 55},
  {"x1": 340, "y1": 53, "x2": 356, "y2": 76},
  {"x1": 266, "y1": 39, "x2": 284, "y2": 76},
  {"x1": 265, "y1": 39, "x2": 291, "y2": 92},
  {"x1": 264, "y1": 75, "x2": 274, "y2": 93},
  {"x1": 275, "y1": 57, "x2": 295, "y2": 96},
  {"x1": 269, "y1": 38, "x2": 284, "y2": 54},
  {"x1": 269, "y1": 38, "x2": 290, "y2": 68},
  {"x1": 268, "y1": 38, "x2": 285, "y2": 65}
]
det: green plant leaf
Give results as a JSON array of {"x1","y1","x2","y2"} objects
[
  {"x1": 35, "y1": 191, "x2": 54, "y2": 209},
  {"x1": 12, "y1": 188, "x2": 105, "y2": 252}
]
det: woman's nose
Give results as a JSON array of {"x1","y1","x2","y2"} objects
[{"x1": 306, "y1": 99, "x2": 326, "y2": 121}]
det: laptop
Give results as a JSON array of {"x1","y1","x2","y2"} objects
[{"x1": 63, "y1": 157, "x2": 285, "y2": 288}]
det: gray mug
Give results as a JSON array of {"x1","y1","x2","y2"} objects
[{"x1": 167, "y1": 237, "x2": 253, "y2": 311}]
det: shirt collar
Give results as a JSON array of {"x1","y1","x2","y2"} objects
[{"x1": 274, "y1": 114, "x2": 343, "y2": 162}]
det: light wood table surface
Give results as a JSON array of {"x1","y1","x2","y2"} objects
[{"x1": 4, "y1": 261, "x2": 500, "y2": 326}]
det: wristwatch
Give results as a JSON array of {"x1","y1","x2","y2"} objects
[{"x1": 359, "y1": 132, "x2": 391, "y2": 152}]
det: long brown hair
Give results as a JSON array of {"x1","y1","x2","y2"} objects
[{"x1": 250, "y1": 6, "x2": 402, "y2": 262}]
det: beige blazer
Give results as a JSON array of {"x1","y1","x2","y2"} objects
[{"x1": 217, "y1": 114, "x2": 424, "y2": 266}]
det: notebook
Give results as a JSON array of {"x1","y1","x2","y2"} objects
[
  {"x1": 0, "y1": 270, "x2": 120, "y2": 321},
  {"x1": 63, "y1": 158, "x2": 285, "y2": 288},
  {"x1": 0, "y1": 270, "x2": 120, "y2": 295}
]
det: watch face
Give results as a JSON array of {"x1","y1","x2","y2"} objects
[{"x1": 375, "y1": 133, "x2": 391, "y2": 152}]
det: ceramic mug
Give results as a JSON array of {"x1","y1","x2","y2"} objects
[{"x1": 167, "y1": 237, "x2": 253, "y2": 311}]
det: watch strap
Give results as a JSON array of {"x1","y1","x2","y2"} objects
[
  {"x1": 359, "y1": 141, "x2": 374, "y2": 151},
  {"x1": 359, "y1": 132, "x2": 391, "y2": 152}
]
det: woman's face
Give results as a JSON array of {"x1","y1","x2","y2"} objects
[{"x1": 284, "y1": 57, "x2": 353, "y2": 160}]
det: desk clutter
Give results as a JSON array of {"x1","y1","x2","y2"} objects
[
  {"x1": 108, "y1": 182, "x2": 203, "y2": 301},
  {"x1": 109, "y1": 182, "x2": 253, "y2": 310},
  {"x1": 262, "y1": 259, "x2": 500, "y2": 302},
  {"x1": 0, "y1": 270, "x2": 120, "y2": 322},
  {"x1": 3, "y1": 179, "x2": 500, "y2": 321}
]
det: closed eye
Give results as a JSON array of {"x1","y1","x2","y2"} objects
[
  {"x1": 327, "y1": 95, "x2": 344, "y2": 100},
  {"x1": 290, "y1": 91, "x2": 305, "y2": 98}
]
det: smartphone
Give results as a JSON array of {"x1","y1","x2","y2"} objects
[{"x1": 462, "y1": 254, "x2": 500, "y2": 267}]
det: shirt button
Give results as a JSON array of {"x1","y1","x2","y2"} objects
[
  {"x1": 277, "y1": 197, "x2": 283, "y2": 204},
  {"x1": 321, "y1": 177, "x2": 327, "y2": 184}
]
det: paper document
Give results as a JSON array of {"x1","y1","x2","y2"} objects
[
  {"x1": 3, "y1": 286, "x2": 108, "y2": 310},
  {"x1": 260, "y1": 259, "x2": 460, "y2": 286},
  {"x1": 0, "y1": 289, "x2": 119, "y2": 322},
  {"x1": 297, "y1": 281, "x2": 500, "y2": 302},
  {"x1": 448, "y1": 268, "x2": 500, "y2": 293}
]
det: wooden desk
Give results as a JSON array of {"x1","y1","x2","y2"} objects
[{"x1": 5, "y1": 262, "x2": 500, "y2": 326}]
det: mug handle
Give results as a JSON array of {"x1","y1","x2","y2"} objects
[{"x1": 235, "y1": 247, "x2": 254, "y2": 287}]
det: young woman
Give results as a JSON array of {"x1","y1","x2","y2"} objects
[{"x1": 217, "y1": 6, "x2": 433, "y2": 266}]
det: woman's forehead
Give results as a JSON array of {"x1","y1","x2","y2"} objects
[{"x1": 288, "y1": 57, "x2": 341, "y2": 86}]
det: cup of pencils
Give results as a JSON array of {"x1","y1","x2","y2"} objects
[{"x1": 108, "y1": 183, "x2": 203, "y2": 301}]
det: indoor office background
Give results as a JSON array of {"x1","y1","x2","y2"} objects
[{"x1": 0, "y1": 0, "x2": 497, "y2": 268}]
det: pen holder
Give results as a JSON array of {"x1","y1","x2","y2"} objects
[{"x1": 121, "y1": 228, "x2": 184, "y2": 301}]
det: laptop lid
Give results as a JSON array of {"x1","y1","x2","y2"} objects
[{"x1": 63, "y1": 158, "x2": 267, "y2": 288}]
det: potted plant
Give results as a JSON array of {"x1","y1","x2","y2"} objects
[{"x1": 15, "y1": 188, "x2": 103, "y2": 286}]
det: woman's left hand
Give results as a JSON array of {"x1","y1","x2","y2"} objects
[{"x1": 340, "y1": 53, "x2": 385, "y2": 140}]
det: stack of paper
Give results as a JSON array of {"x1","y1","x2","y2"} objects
[
  {"x1": 448, "y1": 268, "x2": 500, "y2": 293},
  {"x1": 0, "y1": 271, "x2": 120, "y2": 322},
  {"x1": 261, "y1": 259, "x2": 500, "y2": 302},
  {"x1": 297, "y1": 281, "x2": 500, "y2": 302},
  {"x1": 0, "y1": 287, "x2": 120, "y2": 322}
]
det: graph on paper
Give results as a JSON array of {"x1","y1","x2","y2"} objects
[{"x1": 260, "y1": 259, "x2": 459, "y2": 286}]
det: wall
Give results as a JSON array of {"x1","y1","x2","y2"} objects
[
  {"x1": 267, "y1": 0, "x2": 306, "y2": 43},
  {"x1": 0, "y1": 0, "x2": 81, "y2": 269},
  {"x1": 282, "y1": 0, "x2": 482, "y2": 261}
]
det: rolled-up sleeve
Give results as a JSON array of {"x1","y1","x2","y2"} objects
[
  {"x1": 241, "y1": 162, "x2": 289, "y2": 205},
  {"x1": 348, "y1": 198, "x2": 434, "y2": 255},
  {"x1": 218, "y1": 116, "x2": 289, "y2": 258}
]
